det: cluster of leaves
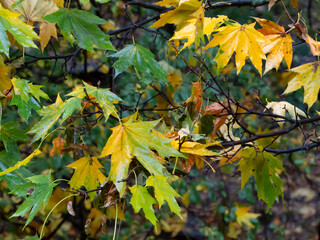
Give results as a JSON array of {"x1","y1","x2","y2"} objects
[{"x1": 0, "y1": 0, "x2": 320, "y2": 239}]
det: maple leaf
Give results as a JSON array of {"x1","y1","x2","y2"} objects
[
  {"x1": 0, "y1": 65, "x2": 13, "y2": 94},
  {"x1": 12, "y1": 77, "x2": 49, "y2": 102},
  {"x1": 253, "y1": 17, "x2": 293, "y2": 73},
  {"x1": 4, "y1": 0, "x2": 58, "y2": 22},
  {"x1": 146, "y1": 175, "x2": 181, "y2": 217},
  {"x1": 265, "y1": 101, "x2": 306, "y2": 126},
  {"x1": 27, "y1": 94, "x2": 64, "y2": 143},
  {"x1": 237, "y1": 147, "x2": 285, "y2": 210},
  {"x1": 0, "y1": 5, "x2": 39, "y2": 56},
  {"x1": 39, "y1": 21, "x2": 57, "y2": 52},
  {"x1": 150, "y1": 0, "x2": 203, "y2": 29},
  {"x1": 171, "y1": 16, "x2": 228, "y2": 50},
  {"x1": 171, "y1": 141, "x2": 219, "y2": 157},
  {"x1": 100, "y1": 116, "x2": 184, "y2": 197},
  {"x1": 43, "y1": 7, "x2": 115, "y2": 51},
  {"x1": 201, "y1": 102, "x2": 228, "y2": 136},
  {"x1": 67, "y1": 81, "x2": 121, "y2": 121},
  {"x1": 305, "y1": 34, "x2": 320, "y2": 56},
  {"x1": 50, "y1": 135, "x2": 66, "y2": 157},
  {"x1": 204, "y1": 21, "x2": 268, "y2": 75},
  {"x1": 235, "y1": 203, "x2": 260, "y2": 228},
  {"x1": 11, "y1": 171, "x2": 57, "y2": 228},
  {"x1": 129, "y1": 185, "x2": 158, "y2": 227},
  {"x1": 110, "y1": 44, "x2": 167, "y2": 85},
  {"x1": 283, "y1": 61, "x2": 320, "y2": 108},
  {"x1": 4, "y1": 0, "x2": 60, "y2": 51},
  {"x1": 67, "y1": 156, "x2": 106, "y2": 200}
]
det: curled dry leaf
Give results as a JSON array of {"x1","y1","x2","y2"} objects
[
  {"x1": 185, "y1": 80, "x2": 203, "y2": 113},
  {"x1": 67, "y1": 200, "x2": 75, "y2": 216},
  {"x1": 265, "y1": 101, "x2": 306, "y2": 127},
  {"x1": 305, "y1": 34, "x2": 320, "y2": 56},
  {"x1": 50, "y1": 135, "x2": 66, "y2": 157},
  {"x1": 268, "y1": 0, "x2": 277, "y2": 11}
]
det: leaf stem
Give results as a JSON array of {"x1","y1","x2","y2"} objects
[
  {"x1": 112, "y1": 204, "x2": 118, "y2": 240},
  {"x1": 40, "y1": 193, "x2": 79, "y2": 239}
]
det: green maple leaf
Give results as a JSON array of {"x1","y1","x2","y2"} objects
[
  {"x1": 61, "y1": 97, "x2": 82, "y2": 122},
  {"x1": 11, "y1": 171, "x2": 57, "y2": 228},
  {"x1": 110, "y1": 44, "x2": 167, "y2": 85},
  {"x1": 146, "y1": 175, "x2": 182, "y2": 217},
  {"x1": 10, "y1": 94, "x2": 41, "y2": 121},
  {"x1": 129, "y1": 185, "x2": 158, "y2": 227},
  {"x1": 28, "y1": 94, "x2": 65, "y2": 143},
  {"x1": 67, "y1": 82, "x2": 121, "y2": 121},
  {"x1": 10, "y1": 78, "x2": 49, "y2": 121},
  {"x1": 237, "y1": 147, "x2": 285, "y2": 210},
  {"x1": 43, "y1": 7, "x2": 115, "y2": 51},
  {"x1": 100, "y1": 115, "x2": 185, "y2": 197},
  {"x1": 0, "y1": 6, "x2": 38, "y2": 56}
]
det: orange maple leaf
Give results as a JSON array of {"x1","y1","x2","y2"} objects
[
  {"x1": 254, "y1": 17, "x2": 293, "y2": 73},
  {"x1": 50, "y1": 135, "x2": 66, "y2": 157}
]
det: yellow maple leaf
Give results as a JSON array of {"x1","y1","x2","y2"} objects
[
  {"x1": 253, "y1": 17, "x2": 293, "y2": 73},
  {"x1": 171, "y1": 140, "x2": 219, "y2": 156},
  {"x1": 171, "y1": 16, "x2": 227, "y2": 50},
  {"x1": 67, "y1": 156, "x2": 106, "y2": 200},
  {"x1": 204, "y1": 21, "x2": 268, "y2": 75},
  {"x1": 0, "y1": 65, "x2": 13, "y2": 94},
  {"x1": 235, "y1": 203, "x2": 260, "y2": 228},
  {"x1": 283, "y1": 61, "x2": 320, "y2": 108},
  {"x1": 150, "y1": 0, "x2": 203, "y2": 29},
  {"x1": 39, "y1": 21, "x2": 57, "y2": 52}
]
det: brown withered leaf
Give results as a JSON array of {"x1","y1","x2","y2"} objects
[
  {"x1": 50, "y1": 135, "x2": 66, "y2": 157},
  {"x1": 185, "y1": 80, "x2": 203, "y2": 112},
  {"x1": 292, "y1": 22, "x2": 307, "y2": 40},
  {"x1": 201, "y1": 102, "x2": 228, "y2": 136}
]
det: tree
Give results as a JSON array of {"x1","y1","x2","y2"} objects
[{"x1": 0, "y1": 0, "x2": 319, "y2": 239}]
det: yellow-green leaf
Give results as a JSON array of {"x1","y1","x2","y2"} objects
[
  {"x1": 235, "y1": 203, "x2": 260, "y2": 228},
  {"x1": 100, "y1": 115, "x2": 185, "y2": 197},
  {"x1": 0, "y1": 5, "x2": 38, "y2": 56},
  {"x1": 129, "y1": 185, "x2": 158, "y2": 227},
  {"x1": 146, "y1": 175, "x2": 181, "y2": 217},
  {"x1": 283, "y1": 61, "x2": 320, "y2": 108},
  {"x1": 67, "y1": 156, "x2": 106, "y2": 200}
]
